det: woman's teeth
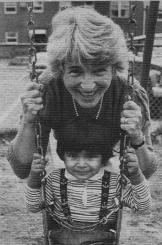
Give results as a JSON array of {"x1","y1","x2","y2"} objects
[{"x1": 81, "y1": 91, "x2": 95, "y2": 96}]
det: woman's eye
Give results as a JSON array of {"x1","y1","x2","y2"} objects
[
  {"x1": 68, "y1": 70, "x2": 82, "y2": 76},
  {"x1": 93, "y1": 69, "x2": 106, "y2": 75}
]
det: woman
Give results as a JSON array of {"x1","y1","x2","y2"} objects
[{"x1": 7, "y1": 7, "x2": 157, "y2": 179}]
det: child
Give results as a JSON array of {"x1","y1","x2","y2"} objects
[{"x1": 25, "y1": 121, "x2": 151, "y2": 245}]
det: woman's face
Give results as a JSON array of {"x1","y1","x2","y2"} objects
[
  {"x1": 64, "y1": 150, "x2": 102, "y2": 181},
  {"x1": 63, "y1": 62, "x2": 113, "y2": 108}
]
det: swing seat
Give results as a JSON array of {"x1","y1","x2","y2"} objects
[{"x1": 47, "y1": 226, "x2": 116, "y2": 245}]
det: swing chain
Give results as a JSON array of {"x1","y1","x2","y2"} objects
[
  {"x1": 120, "y1": 3, "x2": 137, "y2": 178},
  {"x1": 116, "y1": 4, "x2": 137, "y2": 245},
  {"x1": 27, "y1": 2, "x2": 45, "y2": 163}
]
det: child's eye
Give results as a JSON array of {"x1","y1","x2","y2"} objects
[
  {"x1": 66, "y1": 152, "x2": 78, "y2": 158},
  {"x1": 85, "y1": 153, "x2": 100, "y2": 159}
]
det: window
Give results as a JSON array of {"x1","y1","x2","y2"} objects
[
  {"x1": 158, "y1": 1, "x2": 162, "y2": 21},
  {"x1": 19, "y1": 2, "x2": 27, "y2": 9},
  {"x1": 59, "y1": 1, "x2": 72, "y2": 11},
  {"x1": 83, "y1": 2, "x2": 94, "y2": 9},
  {"x1": 110, "y1": 1, "x2": 129, "y2": 18},
  {"x1": 4, "y1": 2, "x2": 17, "y2": 14},
  {"x1": 72, "y1": 1, "x2": 94, "y2": 9},
  {"x1": 5, "y1": 32, "x2": 18, "y2": 44},
  {"x1": 33, "y1": 2, "x2": 44, "y2": 13}
]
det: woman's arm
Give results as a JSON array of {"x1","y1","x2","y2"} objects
[
  {"x1": 7, "y1": 121, "x2": 50, "y2": 179},
  {"x1": 6, "y1": 80, "x2": 52, "y2": 179},
  {"x1": 132, "y1": 81, "x2": 158, "y2": 178},
  {"x1": 110, "y1": 79, "x2": 157, "y2": 179},
  {"x1": 133, "y1": 128, "x2": 157, "y2": 179},
  {"x1": 121, "y1": 81, "x2": 158, "y2": 179}
]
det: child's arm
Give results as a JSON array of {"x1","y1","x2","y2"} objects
[
  {"x1": 122, "y1": 148, "x2": 151, "y2": 212},
  {"x1": 25, "y1": 153, "x2": 50, "y2": 213}
]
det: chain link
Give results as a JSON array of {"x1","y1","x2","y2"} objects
[
  {"x1": 127, "y1": 4, "x2": 137, "y2": 92},
  {"x1": 27, "y1": 3, "x2": 38, "y2": 83}
]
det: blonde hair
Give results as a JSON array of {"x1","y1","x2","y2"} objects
[{"x1": 47, "y1": 7, "x2": 128, "y2": 78}]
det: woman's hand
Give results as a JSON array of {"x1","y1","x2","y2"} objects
[
  {"x1": 20, "y1": 82, "x2": 44, "y2": 123},
  {"x1": 120, "y1": 100, "x2": 144, "y2": 145}
]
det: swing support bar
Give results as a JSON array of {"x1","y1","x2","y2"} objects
[{"x1": 141, "y1": 1, "x2": 159, "y2": 91}]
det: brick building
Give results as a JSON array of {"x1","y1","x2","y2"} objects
[
  {"x1": 0, "y1": 1, "x2": 59, "y2": 57},
  {"x1": 0, "y1": 1, "x2": 162, "y2": 58}
]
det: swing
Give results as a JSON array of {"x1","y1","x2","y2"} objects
[{"x1": 26, "y1": 2, "x2": 158, "y2": 245}]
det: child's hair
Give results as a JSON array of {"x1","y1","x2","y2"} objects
[
  {"x1": 47, "y1": 6, "x2": 128, "y2": 78},
  {"x1": 57, "y1": 118, "x2": 113, "y2": 164}
]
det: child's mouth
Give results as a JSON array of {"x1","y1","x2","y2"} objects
[{"x1": 75, "y1": 169, "x2": 89, "y2": 175}]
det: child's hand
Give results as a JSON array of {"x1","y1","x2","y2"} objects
[
  {"x1": 27, "y1": 153, "x2": 47, "y2": 189},
  {"x1": 125, "y1": 148, "x2": 144, "y2": 185},
  {"x1": 30, "y1": 153, "x2": 46, "y2": 176},
  {"x1": 125, "y1": 148, "x2": 140, "y2": 175}
]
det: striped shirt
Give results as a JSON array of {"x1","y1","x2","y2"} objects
[{"x1": 25, "y1": 168, "x2": 151, "y2": 225}]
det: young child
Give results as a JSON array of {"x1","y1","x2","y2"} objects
[{"x1": 25, "y1": 121, "x2": 151, "y2": 245}]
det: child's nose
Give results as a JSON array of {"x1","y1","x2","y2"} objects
[{"x1": 77, "y1": 158, "x2": 88, "y2": 167}]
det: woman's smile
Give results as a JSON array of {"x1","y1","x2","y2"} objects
[{"x1": 78, "y1": 89, "x2": 98, "y2": 99}]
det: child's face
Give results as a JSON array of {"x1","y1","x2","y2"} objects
[
  {"x1": 63, "y1": 62, "x2": 112, "y2": 108},
  {"x1": 64, "y1": 150, "x2": 102, "y2": 181}
]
